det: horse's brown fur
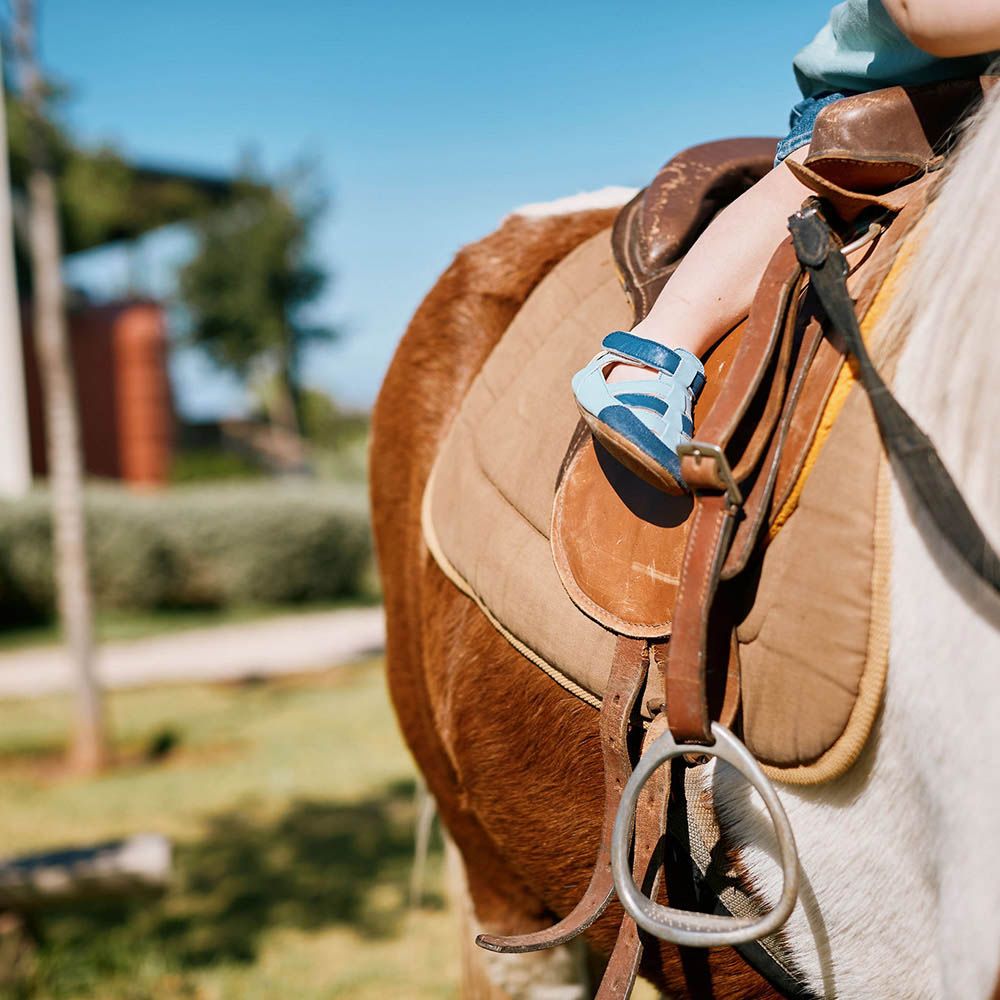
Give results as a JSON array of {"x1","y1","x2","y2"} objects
[{"x1": 371, "y1": 209, "x2": 781, "y2": 997}]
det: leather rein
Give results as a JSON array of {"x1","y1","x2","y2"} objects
[{"x1": 791, "y1": 200, "x2": 1000, "y2": 595}]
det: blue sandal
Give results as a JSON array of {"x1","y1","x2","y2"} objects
[{"x1": 571, "y1": 331, "x2": 706, "y2": 494}]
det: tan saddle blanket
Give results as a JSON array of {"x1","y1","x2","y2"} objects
[{"x1": 423, "y1": 223, "x2": 908, "y2": 781}]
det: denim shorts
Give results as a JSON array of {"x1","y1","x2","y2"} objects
[{"x1": 774, "y1": 91, "x2": 858, "y2": 166}]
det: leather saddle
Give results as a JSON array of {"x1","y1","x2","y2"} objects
[
  {"x1": 480, "y1": 77, "x2": 995, "y2": 997},
  {"x1": 554, "y1": 77, "x2": 991, "y2": 696},
  {"x1": 554, "y1": 77, "x2": 991, "y2": 652}
]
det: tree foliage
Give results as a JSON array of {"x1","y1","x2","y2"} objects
[
  {"x1": 177, "y1": 170, "x2": 335, "y2": 431},
  {"x1": 5, "y1": 90, "x2": 239, "y2": 259},
  {"x1": 3, "y1": 63, "x2": 336, "y2": 435}
]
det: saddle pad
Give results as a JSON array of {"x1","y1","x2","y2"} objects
[
  {"x1": 424, "y1": 231, "x2": 627, "y2": 704},
  {"x1": 423, "y1": 227, "x2": 902, "y2": 779}
]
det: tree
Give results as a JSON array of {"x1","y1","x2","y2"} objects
[
  {"x1": 14, "y1": 0, "x2": 107, "y2": 772},
  {"x1": 3, "y1": 91, "x2": 244, "y2": 296},
  {"x1": 178, "y1": 170, "x2": 335, "y2": 436}
]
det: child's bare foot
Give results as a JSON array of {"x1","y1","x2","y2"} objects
[{"x1": 604, "y1": 360, "x2": 659, "y2": 384}]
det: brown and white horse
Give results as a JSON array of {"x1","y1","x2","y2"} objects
[{"x1": 370, "y1": 86, "x2": 1000, "y2": 999}]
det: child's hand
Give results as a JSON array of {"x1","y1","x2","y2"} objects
[{"x1": 882, "y1": 0, "x2": 1000, "y2": 58}]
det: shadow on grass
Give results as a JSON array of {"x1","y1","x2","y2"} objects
[{"x1": 20, "y1": 779, "x2": 442, "y2": 996}]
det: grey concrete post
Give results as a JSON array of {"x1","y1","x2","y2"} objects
[{"x1": 0, "y1": 43, "x2": 31, "y2": 497}]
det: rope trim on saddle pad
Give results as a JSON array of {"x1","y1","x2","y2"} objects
[
  {"x1": 760, "y1": 457, "x2": 891, "y2": 786},
  {"x1": 421, "y1": 465, "x2": 602, "y2": 713}
]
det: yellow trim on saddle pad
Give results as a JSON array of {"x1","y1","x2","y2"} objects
[
  {"x1": 746, "y1": 238, "x2": 916, "y2": 785},
  {"x1": 770, "y1": 239, "x2": 916, "y2": 539}
]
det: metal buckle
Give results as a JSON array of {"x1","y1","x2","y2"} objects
[
  {"x1": 676, "y1": 441, "x2": 743, "y2": 507},
  {"x1": 840, "y1": 220, "x2": 884, "y2": 257}
]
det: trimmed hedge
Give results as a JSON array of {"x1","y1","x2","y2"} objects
[{"x1": 0, "y1": 483, "x2": 373, "y2": 625}]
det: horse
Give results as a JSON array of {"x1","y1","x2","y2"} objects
[{"x1": 370, "y1": 85, "x2": 1000, "y2": 999}]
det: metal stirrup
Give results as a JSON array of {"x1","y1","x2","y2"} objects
[{"x1": 610, "y1": 722, "x2": 799, "y2": 947}]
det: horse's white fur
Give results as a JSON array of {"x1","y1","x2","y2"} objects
[
  {"x1": 444, "y1": 837, "x2": 590, "y2": 1000},
  {"x1": 711, "y1": 86, "x2": 1000, "y2": 998},
  {"x1": 510, "y1": 186, "x2": 638, "y2": 220}
]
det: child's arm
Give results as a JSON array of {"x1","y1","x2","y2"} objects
[{"x1": 882, "y1": 0, "x2": 1000, "y2": 58}]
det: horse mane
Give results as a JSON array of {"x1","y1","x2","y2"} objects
[{"x1": 876, "y1": 83, "x2": 1000, "y2": 538}]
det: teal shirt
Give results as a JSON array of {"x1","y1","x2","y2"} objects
[{"x1": 794, "y1": 0, "x2": 997, "y2": 98}]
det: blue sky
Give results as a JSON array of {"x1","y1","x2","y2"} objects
[{"x1": 47, "y1": 0, "x2": 831, "y2": 417}]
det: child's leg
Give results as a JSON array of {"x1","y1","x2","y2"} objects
[
  {"x1": 571, "y1": 146, "x2": 818, "y2": 493},
  {"x1": 608, "y1": 146, "x2": 813, "y2": 383}
]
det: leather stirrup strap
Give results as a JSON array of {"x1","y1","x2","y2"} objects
[
  {"x1": 663, "y1": 496, "x2": 740, "y2": 743},
  {"x1": 685, "y1": 238, "x2": 806, "y2": 490},
  {"x1": 595, "y1": 713, "x2": 672, "y2": 999},
  {"x1": 665, "y1": 229, "x2": 829, "y2": 743},
  {"x1": 476, "y1": 636, "x2": 649, "y2": 954},
  {"x1": 663, "y1": 238, "x2": 807, "y2": 743},
  {"x1": 790, "y1": 200, "x2": 1000, "y2": 594}
]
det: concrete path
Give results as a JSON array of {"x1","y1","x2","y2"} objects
[{"x1": 0, "y1": 607, "x2": 386, "y2": 699}]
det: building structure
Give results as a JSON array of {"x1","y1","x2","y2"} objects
[{"x1": 21, "y1": 300, "x2": 173, "y2": 486}]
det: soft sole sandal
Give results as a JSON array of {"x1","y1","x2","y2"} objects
[{"x1": 571, "y1": 331, "x2": 705, "y2": 495}]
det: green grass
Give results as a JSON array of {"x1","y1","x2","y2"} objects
[{"x1": 0, "y1": 660, "x2": 458, "y2": 999}]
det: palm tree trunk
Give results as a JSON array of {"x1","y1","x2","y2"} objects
[{"x1": 16, "y1": 0, "x2": 107, "y2": 773}]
